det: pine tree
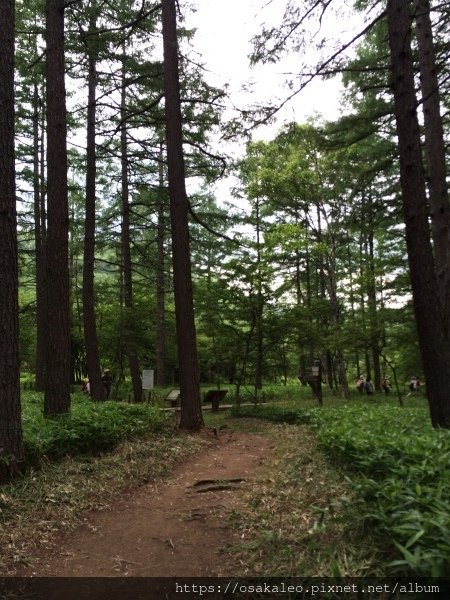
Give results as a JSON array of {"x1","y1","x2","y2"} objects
[
  {"x1": 162, "y1": 0, "x2": 203, "y2": 429},
  {"x1": 0, "y1": 0, "x2": 24, "y2": 480},
  {"x1": 44, "y1": 0, "x2": 71, "y2": 415},
  {"x1": 387, "y1": 0, "x2": 450, "y2": 427}
]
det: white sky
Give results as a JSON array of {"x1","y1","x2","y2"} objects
[
  {"x1": 183, "y1": 0, "x2": 364, "y2": 203},
  {"x1": 185, "y1": 0, "x2": 361, "y2": 131}
]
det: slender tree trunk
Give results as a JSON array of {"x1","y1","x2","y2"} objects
[
  {"x1": 33, "y1": 82, "x2": 47, "y2": 391},
  {"x1": 295, "y1": 242, "x2": 307, "y2": 383},
  {"x1": 367, "y1": 191, "x2": 381, "y2": 391},
  {"x1": 44, "y1": 0, "x2": 71, "y2": 416},
  {"x1": 161, "y1": 0, "x2": 203, "y2": 429},
  {"x1": 337, "y1": 350, "x2": 349, "y2": 398},
  {"x1": 347, "y1": 241, "x2": 361, "y2": 376},
  {"x1": 155, "y1": 142, "x2": 167, "y2": 386},
  {"x1": 327, "y1": 243, "x2": 349, "y2": 399},
  {"x1": 359, "y1": 222, "x2": 371, "y2": 381},
  {"x1": 305, "y1": 239, "x2": 315, "y2": 367},
  {"x1": 255, "y1": 198, "x2": 263, "y2": 390},
  {"x1": 120, "y1": 58, "x2": 142, "y2": 403},
  {"x1": 317, "y1": 205, "x2": 332, "y2": 388},
  {"x1": 414, "y1": 0, "x2": 450, "y2": 332},
  {"x1": 68, "y1": 198, "x2": 77, "y2": 386},
  {"x1": 325, "y1": 350, "x2": 333, "y2": 389},
  {"x1": 387, "y1": 0, "x2": 450, "y2": 427},
  {"x1": 83, "y1": 2, "x2": 105, "y2": 401},
  {"x1": 0, "y1": 0, "x2": 24, "y2": 480}
]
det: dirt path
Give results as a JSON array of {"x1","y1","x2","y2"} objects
[{"x1": 15, "y1": 430, "x2": 270, "y2": 578}]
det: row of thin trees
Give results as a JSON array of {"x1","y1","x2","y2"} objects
[
  {"x1": 1, "y1": 0, "x2": 450, "y2": 483},
  {"x1": 244, "y1": 0, "x2": 450, "y2": 426},
  {"x1": 0, "y1": 0, "x2": 204, "y2": 483}
]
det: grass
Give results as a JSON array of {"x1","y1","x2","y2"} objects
[
  {"x1": 210, "y1": 418, "x2": 385, "y2": 576},
  {"x1": 0, "y1": 427, "x2": 211, "y2": 574},
  {"x1": 230, "y1": 401, "x2": 450, "y2": 576},
  {"x1": 1, "y1": 390, "x2": 212, "y2": 573},
  {"x1": 4, "y1": 390, "x2": 446, "y2": 577},
  {"x1": 119, "y1": 381, "x2": 319, "y2": 406},
  {"x1": 21, "y1": 392, "x2": 169, "y2": 465}
]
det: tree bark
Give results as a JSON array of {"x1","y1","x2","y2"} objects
[
  {"x1": 155, "y1": 142, "x2": 167, "y2": 386},
  {"x1": 33, "y1": 81, "x2": 47, "y2": 391},
  {"x1": 305, "y1": 238, "x2": 315, "y2": 367},
  {"x1": 414, "y1": 0, "x2": 450, "y2": 333},
  {"x1": 83, "y1": 0, "x2": 105, "y2": 401},
  {"x1": 326, "y1": 240, "x2": 349, "y2": 399},
  {"x1": 359, "y1": 220, "x2": 372, "y2": 381},
  {"x1": 161, "y1": 0, "x2": 203, "y2": 429},
  {"x1": 44, "y1": 0, "x2": 71, "y2": 416},
  {"x1": 120, "y1": 56, "x2": 142, "y2": 403},
  {"x1": 387, "y1": 0, "x2": 450, "y2": 427},
  {"x1": 255, "y1": 198, "x2": 263, "y2": 391},
  {"x1": 367, "y1": 190, "x2": 381, "y2": 391},
  {"x1": 0, "y1": 0, "x2": 24, "y2": 480},
  {"x1": 295, "y1": 239, "x2": 307, "y2": 383}
]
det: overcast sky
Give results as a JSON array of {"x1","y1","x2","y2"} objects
[
  {"x1": 183, "y1": 0, "x2": 361, "y2": 203},
  {"x1": 184, "y1": 0, "x2": 360, "y2": 137}
]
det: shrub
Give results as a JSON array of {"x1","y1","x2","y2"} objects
[
  {"x1": 312, "y1": 406, "x2": 450, "y2": 577},
  {"x1": 21, "y1": 393, "x2": 169, "y2": 464},
  {"x1": 232, "y1": 402, "x2": 450, "y2": 576},
  {"x1": 231, "y1": 404, "x2": 309, "y2": 424}
]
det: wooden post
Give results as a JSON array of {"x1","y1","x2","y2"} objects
[{"x1": 309, "y1": 360, "x2": 323, "y2": 406}]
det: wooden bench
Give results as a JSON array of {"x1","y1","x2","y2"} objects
[
  {"x1": 203, "y1": 389, "x2": 228, "y2": 412},
  {"x1": 165, "y1": 389, "x2": 181, "y2": 407}
]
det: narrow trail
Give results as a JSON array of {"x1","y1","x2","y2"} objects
[{"x1": 15, "y1": 431, "x2": 270, "y2": 578}]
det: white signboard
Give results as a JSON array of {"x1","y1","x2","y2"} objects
[
  {"x1": 312, "y1": 366, "x2": 320, "y2": 377},
  {"x1": 142, "y1": 369, "x2": 154, "y2": 390}
]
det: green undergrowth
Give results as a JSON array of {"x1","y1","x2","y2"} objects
[
  {"x1": 221, "y1": 420, "x2": 383, "y2": 577},
  {"x1": 149, "y1": 382, "x2": 314, "y2": 407},
  {"x1": 0, "y1": 428, "x2": 209, "y2": 574},
  {"x1": 231, "y1": 402, "x2": 450, "y2": 576},
  {"x1": 21, "y1": 392, "x2": 169, "y2": 465}
]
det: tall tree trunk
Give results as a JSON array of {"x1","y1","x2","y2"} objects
[
  {"x1": 68, "y1": 195, "x2": 82, "y2": 385},
  {"x1": 387, "y1": 0, "x2": 450, "y2": 427},
  {"x1": 337, "y1": 350, "x2": 349, "y2": 398},
  {"x1": 155, "y1": 142, "x2": 167, "y2": 386},
  {"x1": 161, "y1": 0, "x2": 203, "y2": 429},
  {"x1": 414, "y1": 0, "x2": 450, "y2": 332},
  {"x1": 0, "y1": 0, "x2": 24, "y2": 481},
  {"x1": 367, "y1": 190, "x2": 381, "y2": 391},
  {"x1": 327, "y1": 241, "x2": 349, "y2": 399},
  {"x1": 347, "y1": 241, "x2": 361, "y2": 376},
  {"x1": 83, "y1": 1, "x2": 105, "y2": 401},
  {"x1": 317, "y1": 205, "x2": 332, "y2": 387},
  {"x1": 325, "y1": 350, "x2": 333, "y2": 389},
  {"x1": 120, "y1": 57, "x2": 142, "y2": 403},
  {"x1": 305, "y1": 238, "x2": 314, "y2": 367},
  {"x1": 44, "y1": 0, "x2": 71, "y2": 416},
  {"x1": 359, "y1": 220, "x2": 371, "y2": 381},
  {"x1": 255, "y1": 198, "x2": 263, "y2": 391},
  {"x1": 295, "y1": 243, "x2": 307, "y2": 383},
  {"x1": 33, "y1": 82, "x2": 47, "y2": 391}
]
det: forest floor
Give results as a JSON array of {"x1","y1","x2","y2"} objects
[
  {"x1": 7, "y1": 427, "x2": 270, "y2": 577},
  {"x1": 1, "y1": 416, "x2": 381, "y2": 586}
]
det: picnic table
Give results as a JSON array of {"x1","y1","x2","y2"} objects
[
  {"x1": 165, "y1": 389, "x2": 181, "y2": 407},
  {"x1": 203, "y1": 389, "x2": 228, "y2": 412},
  {"x1": 164, "y1": 389, "x2": 228, "y2": 411}
]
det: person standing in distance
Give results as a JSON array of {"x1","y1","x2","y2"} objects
[{"x1": 102, "y1": 369, "x2": 112, "y2": 399}]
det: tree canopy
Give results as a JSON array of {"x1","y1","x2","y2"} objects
[{"x1": 1, "y1": 0, "x2": 450, "y2": 479}]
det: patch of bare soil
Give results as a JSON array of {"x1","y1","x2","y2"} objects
[{"x1": 13, "y1": 431, "x2": 270, "y2": 577}]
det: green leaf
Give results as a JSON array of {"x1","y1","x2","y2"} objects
[
  {"x1": 405, "y1": 529, "x2": 425, "y2": 549},
  {"x1": 393, "y1": 540, "x2": 418, "y2": 566}
]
